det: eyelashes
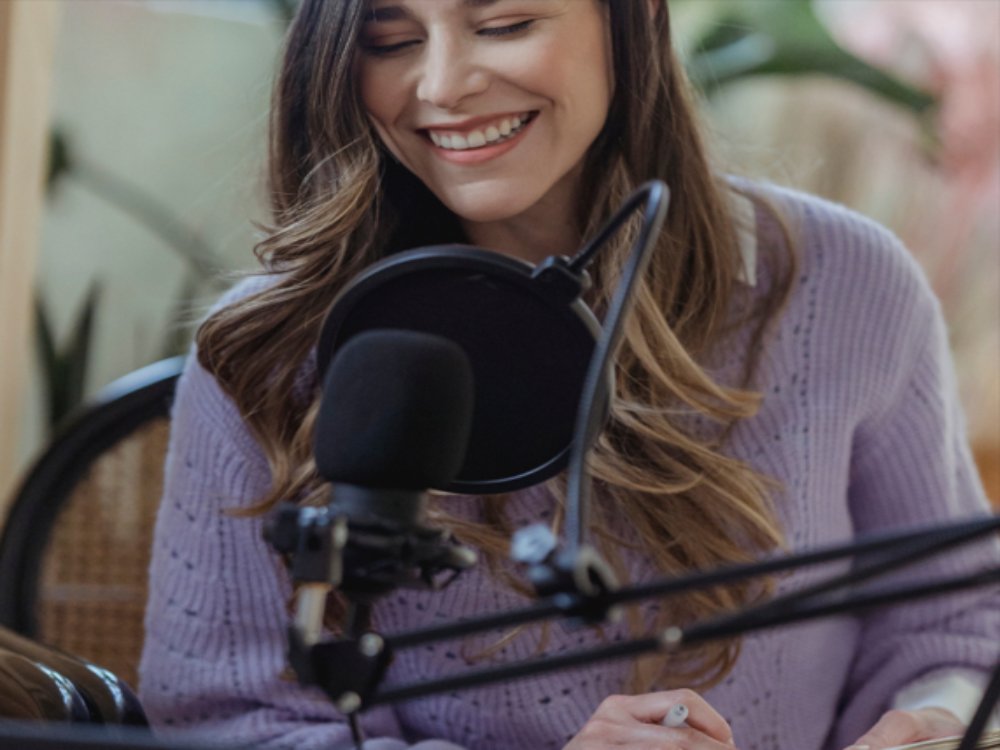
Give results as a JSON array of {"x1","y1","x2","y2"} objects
[
  {"x1": 362, "y1": 39, "x2": 419, "y2": 56},
  {"x1": 362, "y1": 19, "x2": 536, "y2": 57},
  {"x1": 478, "y1": 19, "x2": 534, "y2": 38}
]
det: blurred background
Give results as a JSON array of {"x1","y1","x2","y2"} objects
[{"x1": 2, "y1": 0, "x2": 998, "y2": 510}]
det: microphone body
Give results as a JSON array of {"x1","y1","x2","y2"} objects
[
  {"x1": 271, "y1": 328, "x2": 478, "y2": 597},
  {"x1": 314, "y1": 327, "x2": 475, "y2": 490},
  {"x1": 267, "y1": 329, "x2": 480, "y2": 706},
  {"x1": 326, "y1": 484, "x2": 469, "y2": 602}
]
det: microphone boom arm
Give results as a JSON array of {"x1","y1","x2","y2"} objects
[
  {"x1": 370, "y1": 513, "x2": 1000, "y2": 750},
  {"x1": 297, "y1": 513, "x2": 999, "y2": 748}
]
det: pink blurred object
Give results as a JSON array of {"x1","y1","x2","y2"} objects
[
  {"x1": 821, "y1": 0, "x2": 999, "y2": 453},
  {"x1": 822, "y1": 0, "x2": 1000, "y2": 271}
]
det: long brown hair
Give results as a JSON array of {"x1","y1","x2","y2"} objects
[{"x1": 197, "y1": 0, "x2": 795, "y2": 690}]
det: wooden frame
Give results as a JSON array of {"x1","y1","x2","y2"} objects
[{"x1": 0, "y1": 0, "x2": 61, "y2": 515}]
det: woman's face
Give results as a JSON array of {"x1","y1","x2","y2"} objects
[{"x1": 357, "y1": 0, "x2": 614, "y2": 225}]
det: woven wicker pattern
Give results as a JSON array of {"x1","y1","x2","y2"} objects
[{"x1": 36, "y1": 418, "x2": 169, "y2": 688}]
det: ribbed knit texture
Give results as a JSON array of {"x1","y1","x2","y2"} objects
[{"x1": 139, "y1": 183, "x2": 999, "y2": 750}]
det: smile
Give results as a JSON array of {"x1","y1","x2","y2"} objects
[{"x1": 424, "y1": 112, "x2": 538, "y2": 151}]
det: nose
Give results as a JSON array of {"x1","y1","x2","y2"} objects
[{"x1": 416, "y1": 35, "x2": 489, "y2": 110}]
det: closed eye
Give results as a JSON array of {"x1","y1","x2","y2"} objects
[
  {"x1": 362, "y1": 18, "x2": 535, "y2": 56},
  {"x1": 478, "y1": 19, "x2": 534, "y2": 38},
  {"x1": 362, "y1": 38, "x2": 421, "y2": 56}
]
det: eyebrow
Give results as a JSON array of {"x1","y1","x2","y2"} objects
[{"x1": 366, "y1": 0, "x2": 502, "y2": 24}]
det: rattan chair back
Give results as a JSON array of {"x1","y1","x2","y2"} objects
[{"x1": 0, "y1": 358, "x2": 183, "y2": 690}]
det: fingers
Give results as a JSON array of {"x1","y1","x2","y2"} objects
[
  {"x1": 844, "y1": 707, "x2": 965, "y2": 750},
  {"x1": 564, "y1": 690, "x2": 737, "y2": 750},
  {"x1": 596, "y1": 690, "x2": 735, "y2": 745},
  {"x1": 595, "y1": 690, "x2": 733, "y2": 745},
  {"x1": 570, "y1": 717, "x2": 736, "y2": 750},
  {"x1": 844, "y1": 710, "x2": 911, "y2": 750}
]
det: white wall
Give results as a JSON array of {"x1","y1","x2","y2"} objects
[{"x1": 25, "y1": 0, "x2": 284, "y2": 466}]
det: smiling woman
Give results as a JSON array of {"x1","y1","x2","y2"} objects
[
  {"x1": 137, "y1": 1, "x2": 1000, "y2": 749},
  {"x1": 357, "y1": 0, "x2": 612, "y2": 242}
]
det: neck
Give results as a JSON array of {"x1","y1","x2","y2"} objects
[{"x1": 461, "y1": 174, "x2": 583, "y2": 265}]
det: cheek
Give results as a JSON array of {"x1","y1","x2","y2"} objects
[
  {"x1": 508, "y1": 47, "x2": 603, "y2": 113},
  {"x1": 357, "y1": 67, "x2": 407, "y2": 161},
  {"x1": 542, "y1": 43, "x2": 613, "y2": 132},
  {"x1": 358, "y1": 66, "x2": 388, "y2": 124},
  {"x1": 602, "y1": 15, "x2": 615, "y2": 94},
  {"x1": 357, "y1": 60, "x2": 412, "y2": 134}
]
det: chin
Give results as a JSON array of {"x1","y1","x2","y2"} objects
[{"x1": 438, "y1": 186, "x2": 544, "y2": 228}]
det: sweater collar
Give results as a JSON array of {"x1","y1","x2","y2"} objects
[{"x1": 730, "y1": 191, "x2": 758, "y2": 287}]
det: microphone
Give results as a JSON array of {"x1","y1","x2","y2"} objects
[
  {"x1": 316, "y1": 328, "x2": 477, "y2": 596},
  {"x1": 266, "y1": 329, "x2": 478, "y2": 648},
  {"x1": 315, "y1": 327, "x2": 474, "y2": 492}
]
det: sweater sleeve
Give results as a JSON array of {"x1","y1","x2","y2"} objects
[
  {"x1": 138, "y1": 352, "x2": 467, "y2": 750},
  {"x1": 828, "y1": 236, "x2": 1000, "y2": 747}
]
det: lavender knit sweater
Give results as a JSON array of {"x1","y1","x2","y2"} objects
[{"x1": 139, "y1": 184, "x2": 999, "y2": 750}]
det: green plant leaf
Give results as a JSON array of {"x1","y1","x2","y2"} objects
[
  {"x1": 33, "y1": 292, "x2": 61, "y2": 431},
  {"x1": 265, "y1": 0, "x2": 297, "y2": 25},
  {"x1": 61, "y1": 283, "x2": 100, "y2": 426},
  {"x1": 33, "y1": 284, "x2": 101, "y2": 433},
  {"x1": 71, "y1": 158, "x2": 227, "y2": 286},
  {"x1": 46, "y1": 127, "x2": 74, "y2": 194},
  {"x1": 686, "y1": 0, "x2": 935, "y2": 116}
]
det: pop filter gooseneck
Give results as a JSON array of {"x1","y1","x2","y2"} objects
[
  {"x1": 512, "y1": 182, "x2": 671, "y2": 608},
  {"x1": 564, "y1": 181, "x2": 670, "y2": 553}
]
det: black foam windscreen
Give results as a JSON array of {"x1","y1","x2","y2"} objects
[
  {"x1": 314, "y1": 329, "x2": 474, "y2": 490},
  {"x1": 317, "y1": 246, "x2": 603, "y2": 494}
]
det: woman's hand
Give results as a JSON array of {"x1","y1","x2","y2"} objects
[
  {"x1": 563, "y1": 689, "x2": 736, "y2": 749},
  {"x1": 843, "y1": 707, "x2": 966, "y2": 749}
]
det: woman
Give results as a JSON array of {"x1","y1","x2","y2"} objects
[{"x1": 138, "y1": 1, "x2": 999, "y2": 749}]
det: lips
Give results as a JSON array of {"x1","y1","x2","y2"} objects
[{"x1": 422, "y1": 112, "x2": 538, "y2": 152}]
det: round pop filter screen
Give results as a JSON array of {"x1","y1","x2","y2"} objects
[{"x1": 317, "y1": 247, "x2": 601, "y2": 494}]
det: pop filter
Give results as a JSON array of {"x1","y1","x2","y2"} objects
[{"x1": 316, "y1": 246, "x2": 602, "y2": 494}]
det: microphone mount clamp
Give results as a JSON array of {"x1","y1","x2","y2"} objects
[
  {"x1": 264, "y1": 495, "x2": 477, "y2": 711},
  {"x1": 511, "y1": 523, "x2": 621, "y2": 626}
]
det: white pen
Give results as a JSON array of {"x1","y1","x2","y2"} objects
[{"x1": 662, "y1": 703, "x2": 689, "y2": 728}]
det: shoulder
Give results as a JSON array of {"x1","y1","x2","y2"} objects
[
  {"x1": 208, "y1": 271, "x2": 284, "y2": 314},
  {"x1": 733, "y1": 182, "x2": 951, "y2": 416},
  {"x1": 729, "y1": 180, "x2": 946, "y2": 348},
  {"x1": 743, "y1": 180, "x2": 935, "y2": 312},
  {"x1": 171, "y1": 273, "x2": 286, "y2": 464}
]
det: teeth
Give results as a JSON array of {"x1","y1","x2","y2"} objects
[{"x1": 429, "y1": 113, "x2": 532, "y2": 151}]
